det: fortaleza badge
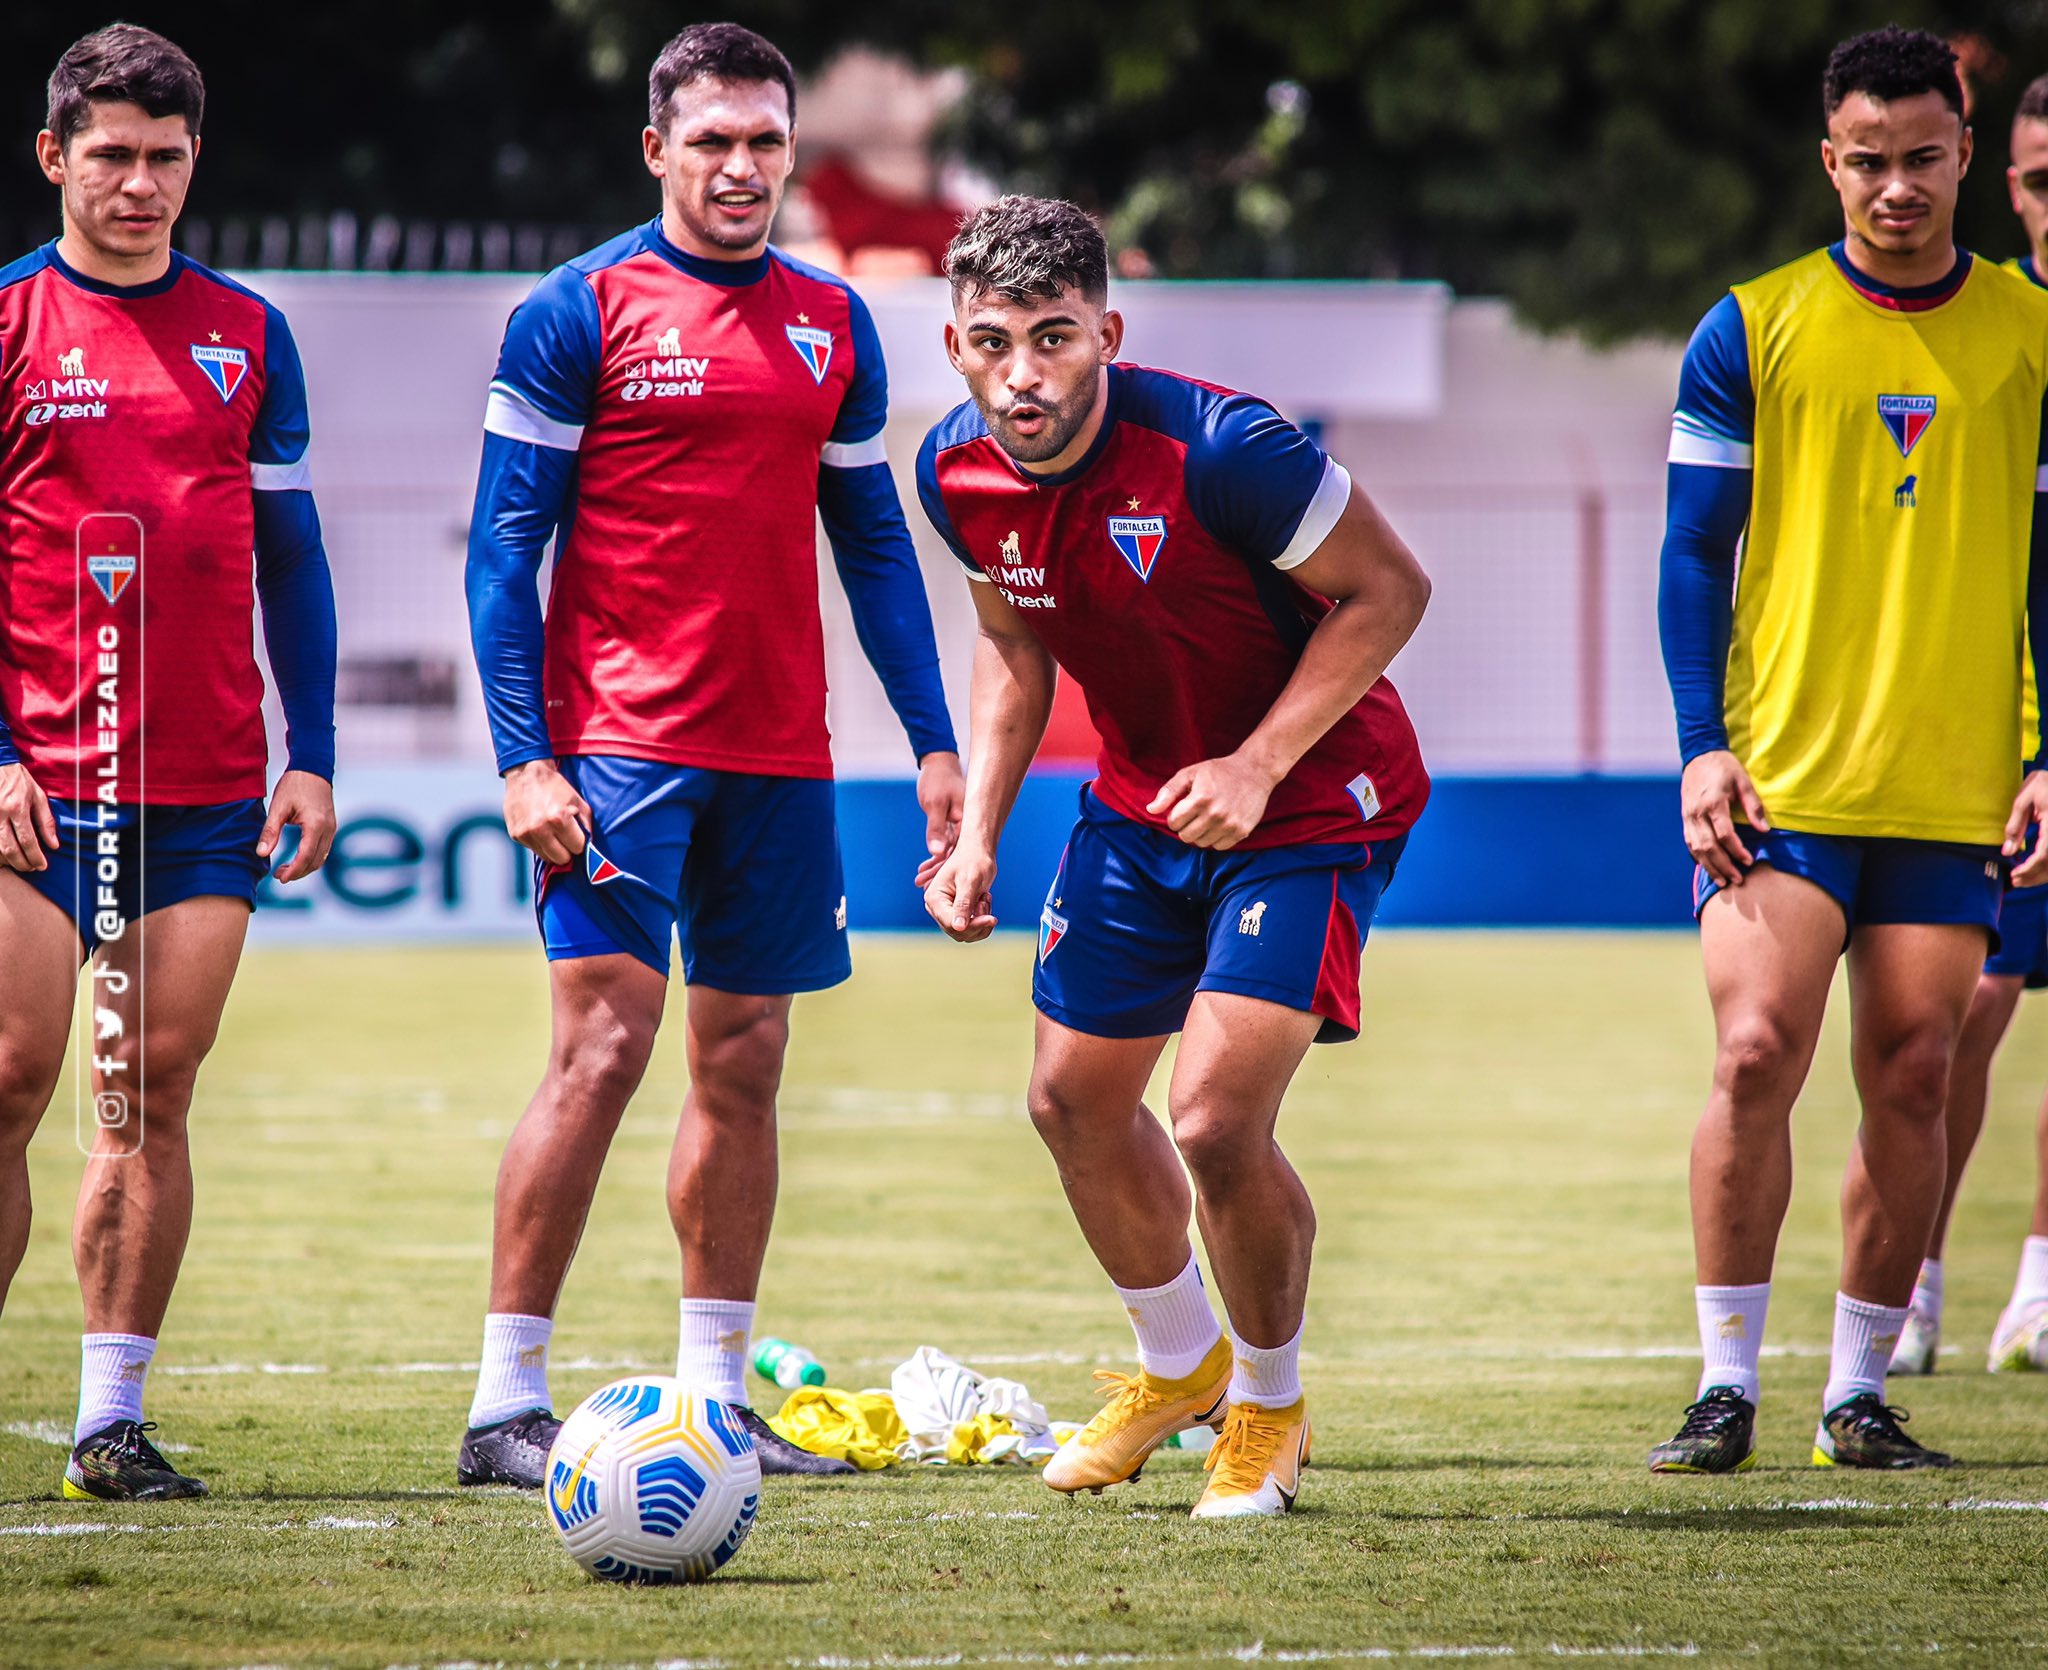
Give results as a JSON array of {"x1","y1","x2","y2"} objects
[
  {"x1": 1038, "y1": 904, "x2": 1068, "y2": 962},
  {"x1": 189, "y1": 343, "x2": 249, "y2": 403},
  {"x1": 784, "y1": 325, "x2": 833, "y2": 384},
  {"x1": 1877, "y1": 394, "x2": 1935, "y2": 458},
  {"x1": 87, "y1": 552, "x2": 137, "y2": 605},
  {"x1": 587, "y1": 844, "x2": 624, "y2": 886},
  {"x1": 1108, "y1": 515, "x2": 1167, "y2": 582}
]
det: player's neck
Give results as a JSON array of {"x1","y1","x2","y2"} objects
[
  {"x1": 54, "y1": 225, "x2": 173, "y2": 289},
  {"x1": 658, "y1": 204, "x2": 768, "y2": 267},
  {"x1": 1015, "y1": 370, "x2": 1113, "y2": 479},
  {"x1": 1840, "y1": 225, "x2": 1960, "y2": 290}
]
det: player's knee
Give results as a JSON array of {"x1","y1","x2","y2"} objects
[
  {"x1": 549, "y1": 1015, "x2": 657, "y2": 1113},
  {"x1": 1865, "y1": 1025, "x2": 1956, "y2": 1126},
  {"x1": 1169, "y1": 1104, "x2": 1262, "y2": 1190},
  {"x1": 1024, "y1": 1073, "x2": 1093, "y2": 1151},
  {"x1": 1713, "y1": 1016, "x2": 1803, "y2": 1107},
  {"x1": 688, "y1": 1004, "x2": 789, "y2": 1113},
  {"x1": 0, "y1": 1042, "x2": 65, "y2": 1137}
]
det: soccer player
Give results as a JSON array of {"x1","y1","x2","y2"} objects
[
  {"x1": 0, "y1": 26, "x2": 338, "y2": 1499},
  {"x1": 461, "y1": 23, "x2": 962, "y2": 1484},
  {"x1": 1650, "y1": 27, "x2": 2048, "y2": 1474},
  {"x1": 917, "y1": 197, "x2": 1431, "y2": 1518},
  {"x1": 1889, "y1": 72, "x2": 2048, "y2": 1378}
]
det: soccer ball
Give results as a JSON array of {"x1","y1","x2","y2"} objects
[{"x1": 544, "y1": 1376, "x2": 761, "y2": 1583}]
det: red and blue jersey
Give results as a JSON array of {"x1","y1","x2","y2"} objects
[
  {"x1": 0, "y1": 245, "x2": 336, "y2": 803},
  {"x1": 466, "y1": 218, "x2": 954, "y2": 779},
  {"x1": 917, "y1": 364, "x2": 1427, "y2": 849}
]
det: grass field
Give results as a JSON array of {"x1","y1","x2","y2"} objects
[{"x1": 6, "y1": 932, "x2": 2048, "y2": 1668}]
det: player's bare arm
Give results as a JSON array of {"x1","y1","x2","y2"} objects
[
  {"x1": 923, "y1": 580, "x2": 1055, "y2": 942},
  {"x1": 915, "y1": 749, "x2": 966, "y2": 863},
  {"x1": 500, "y1": 758, "x2": 592, "y2": 868},
  {"x1": 0, "y1": 762, "x2": 58, "y2": 872},
  {"x1": 1148, "y1": 484, "x2": 1430, "y2": 850}
]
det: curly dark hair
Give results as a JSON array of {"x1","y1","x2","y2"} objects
[
  {"x1": 944, "y1": 196, "x2": 1108, "y2": 307},
  {"x1": 47, "y1": 23, "x2": 203, "y2": 149},
  {"x1": 648, "y1": 22, "x2": 795, "y2": 131},
  {"x1": 2018, "y1": 71, "x2": 2048, "y2": 126},
  {"x1": 1823, "y1": 25, "x2": 1964, "y2": 123}
]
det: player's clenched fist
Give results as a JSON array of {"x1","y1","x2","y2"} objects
[
  {"x1": 1148, "y1": 754, "x2": 1278, "y2": 850},
  {"x1": 502, "y1": 759, "x2": 592, "y2": 867},
  {"x1": 924, "y1": 845, "x2": 998, "y2": 942},
  {"x1": 0, "y1": 762, "x2": 58, "y2": 872},
  {"x1": 1680, "y1": 749, "x2": 1770, "y2": 889}
]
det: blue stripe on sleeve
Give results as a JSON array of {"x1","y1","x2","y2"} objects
[
  {"x1": 1657, "y1": 461, "x2": 1752, "y2": 764},
  {"x1": 251, "y1": 303, "x2": 311, "y2": 471},
  {"x1": 830, "y1": 286, "x2": 889, "y2": 448},
  {"x1": 251, "y1": 489, "x2": 338, "y2": 780},
  {"x1": 1669, "y1": 295, "x2": 1754, "y2": 461},
  {"x1": 818, "y1": 460, "x2": 957, "y2": 761},
  {"x1": 490, "y1": 265, "x2": 602, "y2": 429},
  {"x1": 466, "y1": 432, "x2": 579, "y2": 773},
  {"x1": 914, "y1": 422, "x2": 982, "y2": 575},
  {"x1": 1181, "y1": 394, "x2": 1330, "y2": 563}
]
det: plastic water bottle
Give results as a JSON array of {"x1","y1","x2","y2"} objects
[
  {"x1": 752, "y1": 1338, "x2": 826, "y2": 1389},
  {"x1": 1165, "y1": 1425, "x2": 1217, "y2": 1455}
]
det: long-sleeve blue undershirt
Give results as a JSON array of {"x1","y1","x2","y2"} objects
[
  {"x1": 465, "y1": 431, "x2": 576, "y2": 774},
  {"x1": 252, "y1": 488, "x2": 339, "y2": 780}
]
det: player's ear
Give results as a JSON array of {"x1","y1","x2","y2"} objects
[
  {"x1": 943, "y1": 319, "x2": 968, "y2": 373},
  {"x1": 1820, "y1": 137, "x2": 1838, "y2": 189},
  {"x1": 1957, "y1": 124, "x2": 1972, "y2": 179},
  {"x1": 641, "y1": 124, "x2": 665, "y2": 179},
  {"x1": 1098, "y1": 308, "x2": 1125, "y2": 364},
  {"x1": 35, "y1": 129, "x2": 63, "y2": 187}
]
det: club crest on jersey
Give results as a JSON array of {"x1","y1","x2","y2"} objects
[
  {"x1": 87, "y1": 552, "x2": 137, "y2": 605},
  {"x1": 190, "y1": 344, "x2": 250, "y2": 403},
  {"x1": 1039, "y1": 904, "x2": 1068, "y2": 962},
  {"x1": 1877, "y1": 394, "x2": 1935, "y2": 458},
  {"x1": 587, "y1": 845, "x2": 625, "y2": 886},
  {"x1": 785, "y1": 325, "x2": 833, "y2": 384},
  {"x1": 1108, "y1": 516, "x2": 1167, "y2": 582}
]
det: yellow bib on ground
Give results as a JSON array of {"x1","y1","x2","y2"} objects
[{"x1": 1728, "y1": 250, "x2": 2048, "y2": 840}]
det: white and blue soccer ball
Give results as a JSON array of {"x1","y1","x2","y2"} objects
[{"x1": 544, "y1": 1376, "x2": 761, "y2": 1584}]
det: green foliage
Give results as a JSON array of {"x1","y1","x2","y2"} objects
[{"x1": 7, "y1": 937, "x2": 2048, "y2": 1664}]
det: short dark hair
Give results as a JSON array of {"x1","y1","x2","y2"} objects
[
  {"x1": 648, "y1": 23, "x2": 796, "y2": 131},
  {"x1": 944, "y1": 196, "x2": 1109, "y2": 307},
  {"x1": 2018, "y1": 72, "x2": 2048, "y2": 126},
  {"x1": 1823, "y1": 26, "x2": 1965, "y2": 123},
  {"x1": 47, "y1": 23, "x2": 204, "y2": 149}
]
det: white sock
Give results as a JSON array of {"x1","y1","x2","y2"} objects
[
  {"x1": 1910, "y1": 1258, "x2": 1944, "y2": 1321},
  {"x1": 1113, "y1": 1252, "x2": 1222, "y2": 1381},
  {"x1": 1822, "y1": 1292, "x2": 1908, "y2": 1412},
  {"x1": 1228, "y1": 1320, "x2": 1304, "y2": 1409},
  {"x1": 1695, "y1": 1283, "x2": 1770, "y2": 1403},
  {"x1": 2011, "y1": 1235, "x2": 2048, "y2": 1309},
  {"x1": 677, "y1": 1298, "x2": 754, "y2": 1406},
  {"x1": 76, "y1": 1333, "x2": 155, "y2": 1443},
  {"x1": 468, "y1": 1313, "x2": 553, "y2": 1428}
]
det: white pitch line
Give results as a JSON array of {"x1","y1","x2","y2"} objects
[{"x1": 3, "y1": 1417, "x2": 192, "y2": 1453}]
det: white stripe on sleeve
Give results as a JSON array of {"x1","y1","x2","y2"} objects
[
  {"x1": 2037, "y1": 464, "x2": 2048, "y2": 492},
  {"x1": 251, "y1": 455, "x2": 312, "y2": 492},
  {"x1": 1668, "y1": 414, "x2": 1753, "y2": 470},
  {"x1": 1272, "y1": 460, "x2": 1352, "y2": 571},
  {"x1": 820, "y1": 434, "x2": 889, "y2": 469},
  {"x1": 484, "y1": 382, "x2": 584, "y2": 451}
]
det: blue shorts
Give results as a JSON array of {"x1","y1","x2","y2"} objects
[
  {"x1": 1988, "y1": 884, "x2": 2048, "y2": 986},
  {"x1": 1032, "y1": 786, "x2": 1404, "y2": 1044},
  {"x1": 536, "y1": 757, "x2": 850, "y2": 993},
  {"x1": 1691, "y1": 827, "x2": 2003, "y2": 951},
  {"x1": 17, "y1": 798, "x2": 268, "y2": 958}
]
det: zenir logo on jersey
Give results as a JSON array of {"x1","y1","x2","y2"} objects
[
  {"x1": 190, "y1": 344, "x2": 249, "y2": 403},
  {"x1": 785, "y1": 324, "x2": 833, "y2": 384},
  {"x1": 1108, "y1": 515, "x2": 1167, "y2": 582},
  {"x1": 1877, "y1": 394, "x2": 1935, "y2": 458}
]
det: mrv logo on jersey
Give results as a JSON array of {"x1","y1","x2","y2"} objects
[
  {"x1": 620, "y1": 356, "x2": 711, "y2": 401},
  {"x1": 22, "y1": 374, "x2": 110, "y2": 426}
]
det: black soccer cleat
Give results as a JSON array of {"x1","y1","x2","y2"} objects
[
  {"x1": 1812, "y1": 1393, "x2": 1954, "y2": 1470},
  {"x1": 1648, "y1": 1386, "x2": 1758, "y2": 1475},
  {"x1": 63, "y1": 1420, "x2": 207, "y2": 1501},
  {"x1": 457, "y1": 1406, "x2": 561, "y2": 1487},
  {"x1": 732, "y1": 1404, "x2": 857, "y2": 1476}
]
